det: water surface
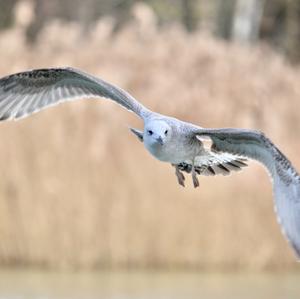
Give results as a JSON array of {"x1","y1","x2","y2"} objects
[{"x1": 0, "y1": 269, "x2": 299, "y2": 299}]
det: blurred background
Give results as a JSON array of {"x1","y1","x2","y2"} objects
[{"x1": 0, "y1": 0, "x2": 300, "y2": 298}]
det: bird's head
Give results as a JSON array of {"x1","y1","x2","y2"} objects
[{"x1": 143, "y1": 120, "x2": 172, "y2": 147}]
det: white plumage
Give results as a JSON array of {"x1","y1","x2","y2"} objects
[{"x1": 0, "y1": 67, "x2": 299, "y2": 259}]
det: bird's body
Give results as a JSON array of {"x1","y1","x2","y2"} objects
[
  {"x1": 0, "y1": 67, "x2": 299, "y2": 258},
  {"x1": 133, "y1": 114, "x2": 248, "y2": 186}
]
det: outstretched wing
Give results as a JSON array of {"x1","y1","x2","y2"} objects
[
  {"x1": 178, "y1": 152, "x2": 247, "y2": 176},
  {"x1": 0, "y1": 67, "x2": 150, "y2": 120},
  {"x1": 196, "y1": 128, "x2": 300, "y2": 259}
]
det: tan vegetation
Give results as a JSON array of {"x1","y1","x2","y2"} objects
[{"x1": 0, "y1": 16, "x2": 300, "y2": 270}]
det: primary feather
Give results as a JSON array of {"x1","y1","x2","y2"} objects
[
  {"x1": 0, "y1": 67, "x2": 149, "y2": 120},
  {"x1": 178, "y1": 152, "x2": 247, "y2": 176},
  {"x1": 197, "y1": 128, "x2": 300, "y2": 257}
]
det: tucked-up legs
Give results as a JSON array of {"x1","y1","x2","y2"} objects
[
  {"x1": 173, "y1": 163, "x2": 199, "y2": 188},
  {"x1": 191, "y1": 159, "x2": 200, "y2": 188},
  {"x1": 173, "y1": 164, "x2": 185, "y2": 187}
]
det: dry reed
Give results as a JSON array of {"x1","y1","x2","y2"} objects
[{"x1": 0, "y1": 13, "x2": 300, "y2": 270}]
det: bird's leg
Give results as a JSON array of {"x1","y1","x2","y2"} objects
[
  {"x1": 191, "y1": 160, "x2": 200, "y2": 188},
  {"x1": 173, "y1": 164, "x2": 185, "y2": 187}
]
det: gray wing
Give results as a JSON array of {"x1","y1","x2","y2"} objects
[
  {"x1": 197, "y1": 128, "x2": 300, "y2": 259},
  {"x1": 178, "y1": 152, "x2": 247, "y2": 176},
  {"x1": 0, "y1": 67, "x2": 150, "y2": 120}
]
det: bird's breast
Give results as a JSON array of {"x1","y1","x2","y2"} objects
[{"x1": 145, "y1": 136, "x2": 201, "y2": 164}]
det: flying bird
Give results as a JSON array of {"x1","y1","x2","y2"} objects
[{"x1": 0, "y1": 67, "x2": 299, "y2": 258}]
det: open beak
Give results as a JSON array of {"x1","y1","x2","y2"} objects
[{"x1": 156, "y1": 136, "x2": 164, "y2": 145}]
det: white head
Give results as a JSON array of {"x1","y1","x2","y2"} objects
[{"x1": 143, "y1": 120, "x2": 172, "y2": 149}]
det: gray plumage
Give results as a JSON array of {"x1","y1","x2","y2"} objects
[{"x1": 0, "y1": 67, "x2": 299, "y2": 259}]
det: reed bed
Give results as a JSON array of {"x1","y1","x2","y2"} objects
[{"x1": 0, "y1": 16, "x2": 299, "y2": 270}]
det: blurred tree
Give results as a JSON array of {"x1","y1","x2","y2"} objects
[
  {"x1": 26, "y1": 0, "x2": 138, "y2": 42},
  {"x1": 0, "y1": 0, "x2": 19, "y2": 29},
  {"x1": 111, "y1": 0, "x2": 136, "y2": 32},
  {"x1": 215, "y1": 0, "x2": 236, "y2": 39},
  {"x1": 260, "y1": 0, "x2": 287, "y2": 45},
  {"x1": 232, "y1": 0, "x2": 265, "y2": 43},
  {"x1": 284, "y1": 0, "x2": 300, "y2": 62},
  {"x1": 2, "y1": 0, "x2": 300, "y2": 62},
  {"x1": 181, "y1": 0, "x2": 198, "y2": 31},
  {"x1": 25, "y1": 0, "x2": 202, "y2": 41},
  {"x1": 260, "y1": 0, "x2": 300, "y2": 62}
]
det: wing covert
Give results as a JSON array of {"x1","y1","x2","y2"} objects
[
  {"x1": 0, "y1": 67, "x2": 150, "y2": 120},
  {"x1": 178, "y1": 152, "x2": 247, "y2": 176}
]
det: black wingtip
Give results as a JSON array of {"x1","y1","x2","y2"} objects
[
  {"x1": 207, "y1": 166, "x2": 216, "y2": 175},
  {"x1": 234, "y1": 160, "x2": 248, "y2": 167},
  {"x1": 217, "y1": 164, "x2": 230, "y2": 173},
  {"x1": 0, "y1": 113, "x2": 11, "y2": 121},
  {"x1": 129, "y1": 127, "x2": 143, "y2": 142}
]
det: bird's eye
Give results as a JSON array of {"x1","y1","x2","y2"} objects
[
  {"x1": 164, "y1": 130, "x2": 168, "y2": 135},
  {"x1": 148, "y1": 130, "x2": 153, "y2": 136}
]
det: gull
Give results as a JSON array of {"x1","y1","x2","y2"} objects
[{"x1": 0, "y1": 67, "x2": 299, "y2": 259}]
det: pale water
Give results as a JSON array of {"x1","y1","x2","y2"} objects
[{"x1": 0, "y1": 270, "x2": 299, "y2": 299}]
